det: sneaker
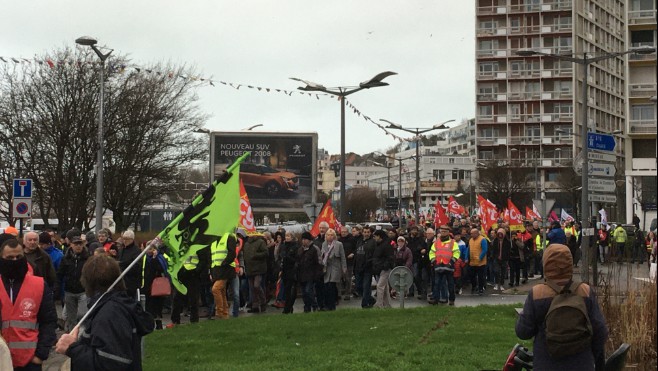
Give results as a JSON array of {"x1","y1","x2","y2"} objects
[
  {"x1": 448, "y1": 301, "x2": 455, "y2": 306},
  {"x1": 165, "y1": 323, "x2": 176, "y2": 329},
  {"x1": 494, "y1": 284, "x2": 499, "y2": 291},
  {"x1": 458, "y1": 288, "x2": 463, "y2": 295}
]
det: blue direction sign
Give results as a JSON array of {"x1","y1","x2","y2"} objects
[
  {"x1": 587, "y1": 132, "x2": 616, "y2": 152},
  {"x1": 13, "y1": 178, "x2": 32, "y2": 198}
]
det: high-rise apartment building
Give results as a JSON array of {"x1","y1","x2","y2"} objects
[
  {"x1": 475, "y1": 0, "x2": 654, "y2": 222},
  {"x1": 625, "y1": 0, "x2": 656, "y2": 229}
]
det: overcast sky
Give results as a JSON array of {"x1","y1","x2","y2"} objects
[{"x1": 2, "y1": 0, "x2": 475, "y2": 155}]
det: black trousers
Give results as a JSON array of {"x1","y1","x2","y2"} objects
[
  {"x1": 171, "y1": 269, "x2": 200, "y2": 324},
  {"x1": 509, "y1": 259, "x2": 521, "y2": 285},
  {"x1": 282, "y1": 276, "x2": 297, "y2": 313}
]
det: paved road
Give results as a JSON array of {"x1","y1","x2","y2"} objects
[{"x1": 42, "y1": 260, "x2": 656, "y2": 370}]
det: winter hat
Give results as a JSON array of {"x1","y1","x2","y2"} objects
[
  {"x1": 301, "y1": 232, "x2": 314, "y2": 241},
  {"x1": 39, "y1": 232, "x2": 51, "y2": 245}
]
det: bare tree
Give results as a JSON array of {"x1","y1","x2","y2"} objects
[
  {"x1": 477, "y1": 162, "x2": 530, "y2": 210},
  {"x1": 344, "y1": 187, "x2": 380, "y2": 222},
  {"x1": 0, "y1": 47, "x2": 206, "y2": 231}
]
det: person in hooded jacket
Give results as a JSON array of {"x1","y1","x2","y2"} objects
[
  {"x1": 55, "y1": 254, "x2": 154, "y2": 371},
  {"x1": 547, "y1": 221, "x2": 567, "y2": 245},
  {"x1": 490, "y1": 228, "x2": 511, "y2": 291},
  {"x1": 56, "y1": 236, "x2": 90, "y2": 332},
  {"x1": 515, "y1": 244, "x2": 608, "y2": 371}
]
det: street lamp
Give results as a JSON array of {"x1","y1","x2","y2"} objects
[
  {"x1": 383, "y1": 119, "x2": 455, "y2": 225},
  {"x1": 375, "y1": 152, "x2": 415, "y2": 220},
  {"x1": 243, "y1": 124, "x2": 263, "y2": 131},
  {"x1": 291, "y1": 71, "x2": 397, "y2": 223},
  {"x1": 194, "y1": 128, "x2": 212, "y2": 185},
  {"x1": 515, "y1": 45, "x2": 656, "y2": 283},
  {"x1": 76, "y1": 36, "x2": 113, "y2": 234}
]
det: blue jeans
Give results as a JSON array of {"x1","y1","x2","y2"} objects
[
  {"x1": 301, "y1": 281, "x2": 317, "y2": 312},
  {"x1": 231, "y1": 276, "x2": 240, "y2": 317},
  {"x1": 433, "y1": 270, "x2": 455, "y2": 303},
  {"x1": 358, "y1": 272, "x2": 375, "y2": 308}
]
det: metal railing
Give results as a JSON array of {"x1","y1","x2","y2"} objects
[{"x1": 629, "y1": 119, "x2": 657, "y2": 134}]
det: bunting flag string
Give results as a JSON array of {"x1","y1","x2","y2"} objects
[{"x1": 1, "y1": 54, "x2": 410, "y2": 141}]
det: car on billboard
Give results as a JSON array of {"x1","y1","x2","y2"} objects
[{"x1": 241, "y1": 163, "x2": 299, "y2": 197}]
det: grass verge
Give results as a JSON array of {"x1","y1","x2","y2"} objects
[{"x1": 144, "y1": 305, "x2": 521, "y2": 371}]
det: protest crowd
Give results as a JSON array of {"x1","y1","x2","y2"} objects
[{"x1": 0, "y1": 193, "x2": 654, "y2": 369}]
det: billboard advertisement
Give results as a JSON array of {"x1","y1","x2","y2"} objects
[{"x1": 210, "y1": 131, "x2": 317, "y2": 212}]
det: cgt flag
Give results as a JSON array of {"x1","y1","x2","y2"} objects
[
  {"x1": 526, "y1": 205, "x2": 541, "y2": 221},
  {"x1": 238, "y1": 179, "x2": 257, "y2": 234},
  {"x1": 434, "y1": 200, "x2": 449, "y2": 227},
  {"x1": 477, "y1": 194, "x2": 498, "y2": 233},
  {"x1": 561, "y1": 209, "x2": 575, "y2": 223},
  {"x1": 310, "y1": 199, "x2": 337, "y2": 237},
  {"x1": 507, "y1": 199, "x2": 524, "y2": 231},
  {"x1": 448, "y1": 196, "x2": 466, "y2": 216},
  {"x1": 159, "y1": 152, "x2": 248, "y2": 294}
]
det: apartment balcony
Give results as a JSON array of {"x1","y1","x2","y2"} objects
[
  {"x1": 629, "y1": 83, "x2": 657, "y2": 98},
  {"x1": 540, "y1": 24, "x2": 573, "y2": 34},
  {"x1": 477, "y1": 114, "x2": 508, "y2": 124},
  {"x1": 476, "y1": 92, "x2": 508, "y2": 102},
  {"x1": 541, "y1": 113, "x2": 574, "y2": 122},
  {"x1": 508, "y1": 157, "x2": 570, "y2": 168},
  {"x1": 508, "y1": 25, "x2": 541, "y2": 35},
  {"x1": 541, "y1": 0, "x2": 572, "y2": 11},
  {"x1": 477, "y1": 27, "x2": 508, "y2": 37},
  {"x1": 508, "y1": 69, "x2": 541, "y2": 79},
  {"x1": 477, "y1": 48, "x2": 509, "y2": 58},
  {"x1": 632, "y1": 158, "x2": 657, "y2": 171},
  {"x1": 540, "y1": 90, "x2": 573, "y2": 100},
  {"x1": 540, "y1": 68, "x2": 573, "y2": 78},
  {"x1": 628, "y1": 10, "x2": 658, "y2": 26},
  {"x1": 508, "y1": 114, "x2": 542, "y2": 123},
  {"x1": 477, "y1": 138, "x2": 508, "y2": 146},
  {"x1": 476, "y1": 5, "x2": 507, "y2": 16},
  {"x1": 507, "y1": 91, "x2": 542, "y2": 101},
  {"x1": 629, "y1": 119, "x2": 657, "y2": 134},
  {"x1": 477, "y1": 71, "x2": 508, "y2": 80}
]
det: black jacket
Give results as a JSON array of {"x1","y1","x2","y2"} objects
[
  {"x1": 67, "y1": 290, "x2": 155, "y2": 371},
  {"x1": 280, "y1": 240, "x2": 299, "y2": 281},
  {"x1": 119, "y1": 243, "x2": 143, "y2": 293},
  {"x1": 1, "y1": 273, "x2": 58, "y2": 362},
  {"x1": 338, "y1": 235, "x2": 356, "y2": 268},
  {"x1": 25, "y1": 248, "x2": 58, "y2": 294},
  {"x1": 297, "y1": 244, "x2": 320, "y2": 283},
  {"x1": 372, "y1": 238, "x2": 394, "y2": 273},
  {"x1": 491, "y1": 237, "x2": 511, "y2": 261},
  {"x1": 57, "y1": 248, "x2": 90, "y2": 294}
]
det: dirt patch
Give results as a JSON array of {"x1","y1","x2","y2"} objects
[{"x1": 419, "y1": 316, "x2": 449, "y2": 344}]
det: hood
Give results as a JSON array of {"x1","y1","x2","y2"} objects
[
  {"x1": 542, "y1": 244, "x2": 573, "y2": 283},
  {"x1": 89, "y1": 290, "x2": 154, "y2": 336}
]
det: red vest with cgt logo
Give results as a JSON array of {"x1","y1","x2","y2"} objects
[{"x1": 0, "y1": 273, "x2": 44, "y2": 367}]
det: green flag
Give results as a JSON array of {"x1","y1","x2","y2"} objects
[{"x1": 158, "y1": 152, "x2": 249, "y2": 294}]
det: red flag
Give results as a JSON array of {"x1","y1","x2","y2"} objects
[
  {"x1": 477, "y1": 194, "x2": 498, "y2": 233},
  {"x1": 434, "y1": 200, "x2": 449, "y2": 227},
  {"x1": 310, "y1": 199, "x2": 336, "y2": 237},
  {"x1": 525, "y1": 206, "x2": 541, "y2": 220},
  {"x1": 502, "y1": 208, "x2": 510, "y2": 222},
  {"x1": 507, "y1": 199, "x2": 524, "y2": 231},
  {"x1": 448, "y1": 196, "x2": 466, "y2": 216},
  {"x1": 548, "y1": 210, "x2": 559, "y2": 223},
  {"x1": 238, "y1": 180, "x2": 256, "y2": 234}
]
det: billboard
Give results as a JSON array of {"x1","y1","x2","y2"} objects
[{"x1": 211, "y1": 131, "x2": 317, "y2": 212}]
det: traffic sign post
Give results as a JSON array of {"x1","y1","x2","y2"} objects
[
  {"x1": 587, "y1": 132, "x2": 616, "y2": 152},
  {"x1": 588, "y1": 152, "x2": 616, "y2": 163},
  {"x1": 13, "y1": 179, "x2": 33, "y2": 198},
  {"x1": 12, "y1": 199, "x2": 32, "y2": 219},
  {"x1": 588, "y1": 178, "x2": 616, "y2": 193},
  {"x1": 588, "y1": 194, "x2": 617, "y2": 203},
  {"x1": 588, "y1": 162, "x2": 616, "y2": 177}
]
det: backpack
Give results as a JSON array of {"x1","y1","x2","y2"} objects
[{"x1": 544, "y1": 280, "x2": 593, "y2": 358}]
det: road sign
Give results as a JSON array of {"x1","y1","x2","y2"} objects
[
  {"x1": 582, "y1": 228, "x2": 596, "y2": 236},
  {"x1": 588, "y1": 193, "x2": 617, "y2": 203},
  {"x1": 532, "y1": 198, "x2": 556, "y2": 219},
  {"x1": 588, "y1": 162, "x2": 616, "y2": 177},
  {"x1": 12, "y1": 199, "x2": 32, "y2": 218},
  {"x1": 13, "y1": 178, "x2": 32, "y2": 198},
  {"x1": 587, "y1": 132, "x2": 616, "y2": 152},
  {"x1": 588, "y1": 178, "x2": 616, "y2": 193},
  {"x1": 588, "y1": 152, "x2": 616, "y2": 163}
]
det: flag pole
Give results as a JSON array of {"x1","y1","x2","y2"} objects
[{"x1": 73, "y1": 152, "x2": 250, "y2": 330}]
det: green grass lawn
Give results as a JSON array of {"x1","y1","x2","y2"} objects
[{"x1": 144, "y1": 305, "x2": 526, "y2": 371}]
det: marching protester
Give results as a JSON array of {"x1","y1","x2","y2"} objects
[
  {"x1": 297, "y1": 232, "x2": 321, "y2": 312},
  {"x1": 39, "y1": 231, "x2": 63, "y2": 272},
  {"x1": 210, "y1": 231, "x2": 237, "y2": 320},
  {"x1": 491, "y1": 228, "x2": 510, "y2": 291},
  {"x1": 0, "y1": 237, "x2": 58, "y2": 370},
  {"x1": 429, "y1": 225, "x2": 460, "y2": 305},
  {"x1": 280, "y1": 231, "x2": 300, "y2": 314},
  {"x1": 339, "y1": 226, "x2": 356, "y2": 301},
  {"x1": 142, "y1": 244, "x2": 169, "y2": 330},
  {"x1": 243, "y1": 232, "x2": 268, "y2": 313},
  {"x1": 55, "y1": 254, "x2": 154, "y2": 370},
  {"x1": 353, "y1": 226, "x2": 376, "y2": 309},
  {"x1": 23, "y1": 231, "x2": 58, "y2": 297},
  {"x1": 321, "y1": 228, "x2": 347, "y2": 311},
  {"x1": 371, "y1": 229, "x2": 394, "y2": 308},
  {"x1": 56, "y1": 235, "x2": 90, "y2": 332}
]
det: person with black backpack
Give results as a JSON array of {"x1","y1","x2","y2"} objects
[{"x1": 515, "y1": 244, "x2": 608, "y2": 370}]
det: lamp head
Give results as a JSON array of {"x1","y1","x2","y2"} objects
[
  {"x1": 632, "y1": 46, "x2": 656, "y2": 55},
  {"x1": 75, "y1": 36, "x2": 98, "y2": 46},
  {"x1": 515, "y1": 49, "x2": 537, "y2": 56}
]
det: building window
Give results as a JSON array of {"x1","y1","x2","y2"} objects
[
  {"x1": 479, "y1": 105, "x2": 493, "y2": 118},
  {"x1": 449, "y1": 158, "x2": 455, "y2": 164}
]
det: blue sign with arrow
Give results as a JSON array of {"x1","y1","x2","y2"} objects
[{"x1": 587, "y1": 132, "x2": 616, "y2": 152}]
